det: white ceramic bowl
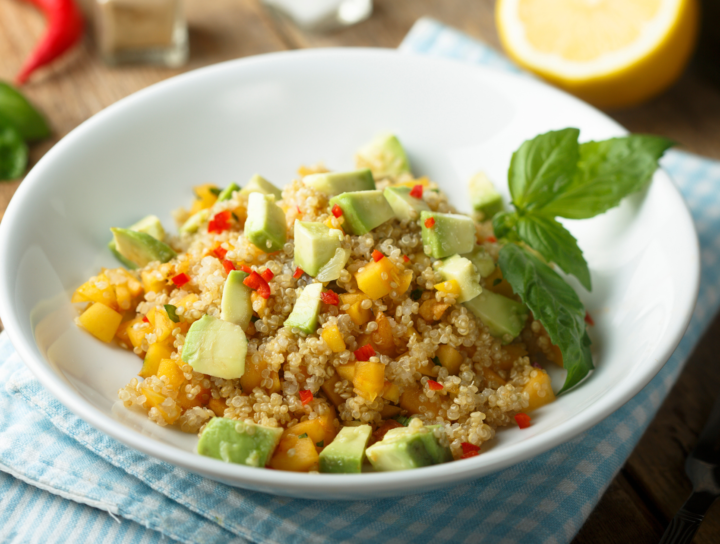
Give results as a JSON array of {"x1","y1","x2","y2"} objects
[{"x1": 0, "y1": 49, "x2": 699, "y2": 500}]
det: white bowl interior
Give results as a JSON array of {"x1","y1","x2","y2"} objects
[{"x1": 0, "y1": 49, "x2": 699, "y2": 499}]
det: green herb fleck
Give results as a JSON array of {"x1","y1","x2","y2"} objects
[
  {"x1": 316, "y1": 440, "x2": 324, "y2": 448},
  {"x1": 410, "y1": 289, "x2": 422, "y2": 301},
  {"x1": 232, "y1": 212, "x2": 240, "y2": 223},
  {"x1": 164, "y1": 304, "x2": 179, "y2": 323},
  {"x1": 298, "y1": 433, "x2": 308, "y2": 439},
  {"x1": 251, "y1": 315, "x2": 260, "y2": 323},
  {"x1": 209, "y1": 187, "x2": 221, "y2": 196},
  {"x1": 492, "y1": 278, "x2": 502, "y2": 286},
  {"x1": 432, "y1": 356, "x2": 441, "y2": 366},
  {"x1": 393, "y1": 415, "x2": 412, "y2": 426}
]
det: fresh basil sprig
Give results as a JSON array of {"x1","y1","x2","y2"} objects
[{"x1": 495, "y1": 128, "x2": 673, "y2": 392}]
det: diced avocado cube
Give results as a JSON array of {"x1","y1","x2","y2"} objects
[
  {"x1": 383, "y1": 186, "x2": 430, "y2": 221},
  {"x1": 356, "y1": 132, "x2": 411, "y2": 179},
  {"x1": 464, "y1": 290, "x2": 528, "y2": 341},
  {"x1": 221, "y1": 270, "x2": 252, "y2": 331},
  {"x1": 198, "y1": 417, "x2": 283, "y2": 468},
  {"x1": 108, "y1": 215, "x2": 166, "y2": 269},
  {"x1": 179, "y1": 209, "x2": 211, "y2": 235},
  {"x1": 420, "y1": 211, "x2": 476, "y2": 259},
  {"x1": 245, "y1": 192, "x2": 287, "y2": 253},
  {"x1": 294, "y1": 221, "x2": 344, "y2": 277},
  {"x1": 467, "y1": 246, "x2": 496, "y2": 278},
  {"x1": 240, "y1": 174, "x2": 283, "y2": 200},
  {"x1": 319, "y1": 424, "x2": 372, "y2": 473},
  {"x1": 469, "y1": 172, "x2": 503, "y2": 220},
  {"x1": 434, "y1": 254, "x2": 482, "y2": 303},
  {"x1": 329, "y1": 190, "x2": 395, "y2": 235},
  {"x1": 111, "y1": 228, "x2": 176, "y2": 268},
  {"x1": 217, "y1": 182, "x2": 241, "y2": 202},
  {"x1": 284, "y1": 282, "x2": 323, "y2": 335},
  {"x1": 182, "y1": 315, "x2": 248, "y2": 379},
  {"x1": 365, "y1": 424, "x2": 452, "y2": 471},
  {"x1": 304, "y1": 169, "x2": 376, "y2": 196}
]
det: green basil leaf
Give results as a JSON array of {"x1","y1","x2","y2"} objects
[
  {"x1": 539, "y1": 135, "x2": 674, "y2": 219},
  {"x1": 516, "y1": 213, "x2": 591, "y2": 290},
  {"x1": 508, "y1": 128, "x2": 580, "y2": 211},
  {"x1": 0, "y1": 123, "x2": 28, "y2": 181},
  {"x1": 0, "y1": 82, "x2": 50, "y2": 141},
  {"x1": 491, "y1": 211, "x2": 518, "y2": 240},
  {"x1": 498, "y1": 244, "x2": 593, "y2": 393}
]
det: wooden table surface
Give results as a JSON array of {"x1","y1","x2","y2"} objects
[{"x1": 1, "y1": 1, "x2": 719, "y2": 542}]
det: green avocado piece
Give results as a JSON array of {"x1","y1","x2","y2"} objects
[
  {"x1": 383, "y1": 186, "x2": 430, "y2": 221},
  {"x1": 182, "y1": 314, "x2": 248, "y2": 379},
  {"x1": 111, "y1": 227, "x2": 176, "y2": 268},
  {"x1": 108, "y1": 215, "x2": 166, "y2": 269},
  {"x1": 179, "y1": 209, "x2": 210, "y2": 235},
  {"x1": 221, "y1": 270, "x2": 252, "y2": 331},
  {"x1": 293, "y1": 221, "x2": 344, "y2": 277},
  {"x1": 217, "y1": 182, "x2": 241, "y2": 202},
  {"x1": 329, "y1": 190, "x2": 395, "y2": 235},
  {"x1": 197, "y1": 417, "x2": 283, "y2": 467},
  {"x1": 463, "y1": 290, "x2": 528, "y2": 341},
  {"x1": 304, "y1": 169, "x2": 376, "y2": 196},
  {"x1": 467, "y1": 246, "x2": 496, "y2": 278},
  {"x1": 240, "y1": 174, "x2": 282, "y2": 200},
  {"x1": 245, "y1": 192, "x2": 287, "y2": 253},
  {"x1": 355, "y1": 133, "x2": 411, "y2": 179},
  {"x1": 469, "y1": 172, "x2": 503, "y2": 220},
  {"x1": 284, "y1": 282, "x2": 323, "y2": 335},
  {"x1": 319, "y1": 424, "x2": 372, "y2": 473},
  {"x1": 365, "y1": 424, "x2": 452, "y2": 471},
  {"x1": 434, "y1": 254, "x2": 482, "y2": 303},
  {"x1": 420, "y1": 211, "x2": 476, "y2": 259}
]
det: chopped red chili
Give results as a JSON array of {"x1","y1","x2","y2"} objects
[
  {"x1": 460, "y1": 442, "x2": 481, "y2": 459},
  {"x1": 486, "y1": 236, "x2": 497, "y2": 243},
  {"x1": 514, "y1": 413, "x2": 531, "y2": 429},
  {"x1": 293, "y1": 267, "x2": 304, "y2": 279},
  {"x1": 409, "y1": 184, "x2": 423, "y2": 199},
  {"x1": 261, "y1": 268, "x2": 274, "y2": 282},
  {"x1": 208, "y1": 210, "x2": 232, "y2": 234},
  {"x1": 403, "y1": 255, "x2": 410, "y2": 263},
  {"x1": 585, "y1": 311, "x2": 595, "y2": 326},
  {"x1": 222, "y1": 260, "x2": 235, "y2": 274},
  {"x1": 372, "y1": 250, "x2": 384, "y2": 262},
  {"x1": 354, "y1": 344, "x2": 376, "y2": 362},
  {"x1": 331, "y1": 204, "x2": 343, "y2": 218},
  {"x1": 320, "y1": 290, "x2": 339, "y2": 305},
  {"x1": 299, "y1": 389, "x2": 313, "y2": 405},
  {"x1": 424, "y1": 217, "x2": 435, "y2": 228},
  {"x1": 239, "y1": 265, "x2": 252, "y2": 274},
  {"x1": 142, "y1": 316, "x2": 149, "y2": 323},
  {"x1": 213, "y1": 246, "x2": 228, "y2": 260},
  {"x1": 243, "y1": 271, "x2": 271, "y2": 299},
  {"x1": 171, "y1": 273, "x2": 190, "y2": 287},
  {"x1": 427, "y1": 379, "x2": 444, "y2": 391}
]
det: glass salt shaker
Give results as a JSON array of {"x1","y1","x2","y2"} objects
[
  {"x1": 95, "y1": 0, "x2": 188, "y2": 67},
  {"x1": 262, "y1": 0, "x2": 373, "y2": 32}
]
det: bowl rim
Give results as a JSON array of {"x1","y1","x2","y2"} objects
[{"x1": 0, "y1": 47, "x2": 700, "y2": 498}]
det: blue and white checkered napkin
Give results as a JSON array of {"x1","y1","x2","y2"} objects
[{"x1": 2, "y1": 17, "x2": 720, "y2": 544}]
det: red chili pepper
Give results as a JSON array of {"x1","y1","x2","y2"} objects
[
  {"x1": 320, "y1": 290, "x2": 339, "y2": 305},
  {"x1": 15, "y1": 0, "x2": 85, "y2": 85},
  {"x1": 142, "y1": 316, "x2": 149, "y2": 324},
  {"x1": 243, "y1": 271, "x2": 270, "y2": 299},
  {"x1": 171, "y1": 273, "x2": 190, "y2": 287},
  {"x1": 514, "y1": 413, "x2": 531, "y2": 429},
  {"x1": 427, "y1": 379, "x2": 443, "y2": 391},
  {"x1": 208, "y1": 210, "x2": 232, "y2": 234},
  {"x1": 354, "y1": 344, "x2": 376, "y2": 362},
  {"x1": 222, "y1": 260, "x2": 235, "y2": 274},
  {"x1": 409, "y1": 184, "x2": 423, "y2": 199},
  {"x1": 460, "y1": 442, "x2": 481, "y2": 459},
  {"x1": 261, "y1": 268, "x2": 274, "y2": 282},
  {"x1": 403, "y1": 255, "x2": 410, "y2": 263},
  {"x1": 486, "y1": 236, "x2": 497, "y2": 243},
  {"x1": 293, "y1": 267, "x2": 304, "y2": 279},
  {"x1": 424, "y1": 217, "x2": 435, "y2": 228},
  {"x1": 332, "y1": 204, "x2": 343, "y2": 218},
  {"x1": 296, "y1": 205, "x2": 302, "y2": 214},
  {"x1": 213, "y1": 246, "x2": 228, "y2": 260},
  {"x1": 239, "y1": 265, "x2": 252, "y2": 274},
  {"x1": 372, "y1": 250, "x2": 384, "y2": 262},
  {"x1": 299, "y1": 390, "x2": 313, "y2": 405},
  {"x1": 585, "y1": 311, "x2": 594, "y2": 326}
]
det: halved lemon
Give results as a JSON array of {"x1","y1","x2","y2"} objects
[{"x1": 496, "y1": 0, "x2": 699, "y2": 108}]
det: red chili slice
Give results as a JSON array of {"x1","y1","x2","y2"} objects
[
  {"x1": 486, "y1": 236, "x2": 497, "y2": 243},
  {"x1": 213, "y1": 246, "x2": 228, "y2": 260},
  {"x1": 409, "y1": 184, "x2": 423, "y2": 199},
  {"x1": 208, "y1": 210, "x2": 232, "y2": 233},
  {"x1": 424, "y1": 217, "x2": 435, "y2": 228},
  {"x1": 243, "y1": 271, "x2": 271, "y2": 299},
  {"x1": 239, "y1": 265, "x2": 252, "y2": 274},
  {"x1": 514, "y1": 413, "x2": 531, "y2": 429},
  {"x1": 299, "y1": 389, "x2": 313, "y2": 405},
  {"x1": 222, "y1": 260, "x2": 235, "y2": 274},
  {"x1": 585, "y1": 311, "x2": 595, "y2": 326},
  {"x1": 332, "y1": 204, "x2": 343, "y2": 218},
  {"x1": 403, "y1": 255, "x2": 410, "y2": 263},
  {"x1": 142, "y1": 316, "x2": 149, "y2": 323},
  {"x1": 427, "y1": 379, "x2": 443, "y2": 391},
  {"x1": 293, "y1": 267, "x2": 304, "y2": 279},
  {"x1": 171, "y1": 273, "x2": 190, "y2": 287},
  {"x1": 460, "y1": 442, "x2": 481, "y2": 459},
  {"x1": 261, "y1": 268, "x2": 274, "y2": 282},
  {"x1": 372, "y1": 250, "x2": 384, "y2": 262},
  {"x1": 354, "y1": 344, "x2": 376, "y2": 362},
  {"x1": 320, "y1": 290, "x2": 339, "y2": 305}
]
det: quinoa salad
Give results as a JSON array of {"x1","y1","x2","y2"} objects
[{"x1": 72, "y1": 130, "x2": 669, "y2": 473}]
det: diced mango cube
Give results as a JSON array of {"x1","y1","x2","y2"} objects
[
  {"x1": 207, "y1": 398, "x2": 227, "y2": 417},
  {"x1": 381, "y1": 381, "x2": 401, "y2": 403},
  {"x1": 483, "y1": 367, "x2": 507, "y2": 388},
  {"x1": 434, "y1": 279, "x2": 461, "y2": 296},
  {"x1": 353, "y1": 360, "x2": 385, "y2": 401},
  {"x1": 524, "y1": 369, "x2": 556, "y2": 411},
  {"x1": 127, "y1": 317, "x2": 151, "y2": 349},
  {"x1": 347, "y1": 301, "x2": 373, "y2": 327},
  {"x1": 176, "y1": 385, "x2": 211, "y2": 410},
  {"x1": 157, "y1": 358, "x2": 185, "y2": 389},
  {"x1": 141, "y1": 269, "x2": 167, "y2": 294},
  {"x1": 436, "y1": 345, "x2": 463, "y2": 375},
  {"x1": 499, "y1": 344, "x2": 529, "y2": 370},
  {"x1": 399, "y1": 385, "x2": 442, "y2": 418},
  {"x1": 73, "y1": 274, "x2": 117, "y2": 310},
  {"x1": 370, "y1": 311, "x2": 395, "y2": 356},
  {"x1": 336, "y1": 363, "x2": 355, "y2": 382},
  {"x1": 355, "y1": 258, "x2": 412, "y2": 300},
  {"x1": 396, "y1": 176, "x2": 430, "y2": 188},
  {"x1": 339, "y1": 293, "x2": 366, "y2": 306},
  {"x1": 419, "y1": 299, "x2": 451, "y2": 322},
  {"x1": 286, "y1": 419, "x2": 326, "y2": 445},
  {"x1": 417, "y1": 358, "x2": 439, "y2": 377},
  {"x1": 146, "y1": 306, "x2": 174, "y2": 343},
  {"x1": 321, "y1": 374, "x2": 345, "y2": 407},
  {"x1": 269, "y1": 434, "x2": 320, "y2": 472},
  {"x1": 322, "y1": 324, "x2": 346, "y2": 353},
  {"x1": 190, "y1": 183, "x2": 219, "y2": 214},
  {"x1": 139, "y1": 341, "x2": 174, "y2": 378},
  {"x1": 140, "y1": 387, "x2": 180, "y2": 424},
  {"x1": 78, "y1": 303, "x2": 123, "y2": 343}
]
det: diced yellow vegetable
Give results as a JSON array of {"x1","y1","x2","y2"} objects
[
  {"x1": 353, "y1": 360, "x2": 385, "y2": 401},
  {"x1": 146, "y1": 306, "x2": 174, "y2": 343},
  {"x1": 73, "y1": 274, "x2": 117, "y2": 310},
  {"x1": 190, "y1": 183, "x2": 219, "y2": 214},
  {"x1": 127, "y1": 317, "x2": 151, "y2": 350},
  {"x1": 324, "y1": 217, "x2": 344, "y2": 233},
  {"x1": 419, "y1": 299, "x2": 451, "y2": 322},
  {"x1": 416, "y1": 359, "x2": 439, "y2": 377},
  {"x1": 483, "y1": 367, "x2": 507, "y2": 388},
  {"x1": 339, "y1": 293, "x2": 366, "y2": 306},
  {"x1": 434, "y1": 279, "x2": 461, "y2": 296},
  {"x1": 396, "y1": 176, "x2": 430, "y2": 188},
  {"x1": 380, "y1": 404, "x2": 402, "y2": 419},
  {"x1": 499, "y1": 344, "x2": 529, "y2": 370},
  {"x1": 115, "y1": 284, "x2": 133, "y2": 311},
  {"x1": 321, "y1": 324, "x2": 346, "y2": 353},
  {"x1": 399, "y1": 385, "x2": 442, "y2": 418},
  {"x1": 336, "y1": 363, "x2": 355, "y2": 382},
  {"x1": 115, "y1": 319, "x2": 133, "y2": 347},
  {"x1": 347, "y1": 301, "x2": 373, "y2": 327},
  {"x1": 176, "y1": 385, "x2": 211, "y2": 410},
  {"x1": 78, "y1": 303, "x2": 123, "y2": 343},
  {"x1": 139, "y1": 341, "x2": 174, "y2": 378},
  {"x1": 370, "y1": 311, "x2": 395, "y2": 356},
  {"x1": 141, "y1": 269, "x2": 167, "y2": 294},
  {"x1": 240, "y1": 357, "x2": 276, "y2": 393},
  {"x1": 321, "y1": 374, "x2": 345, "y2": 407},
  {"x1": 269, "y1": 433, "x2": 320, "y2": 472},
  {"x1": 140, "y1": 386, "x2": 180, "y2": 424},
  {"x1": 436, "y1": 345, "x2": 463, "y2": 375},
  {"x1": 207, "y1": 398, "x2": 227, "y2": 417},
  {"x1": 484, "y1": 267, "x2": 515, "y2": 298},
  {"x1": 524, "y1": 369, "x2": 556, "y2": 411},
  {"x1": 355, "y1": 258, "x2": 412, "y2": 300},
  {"x1": 381, "y1": 381, "x2": 401, "y2": 403},
  {"x1": 157, "y1": 358, "x2": 185, "y2": 389},
  {"x1": 286, "y1": 419, "x2": 326, "y2": 445}
]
